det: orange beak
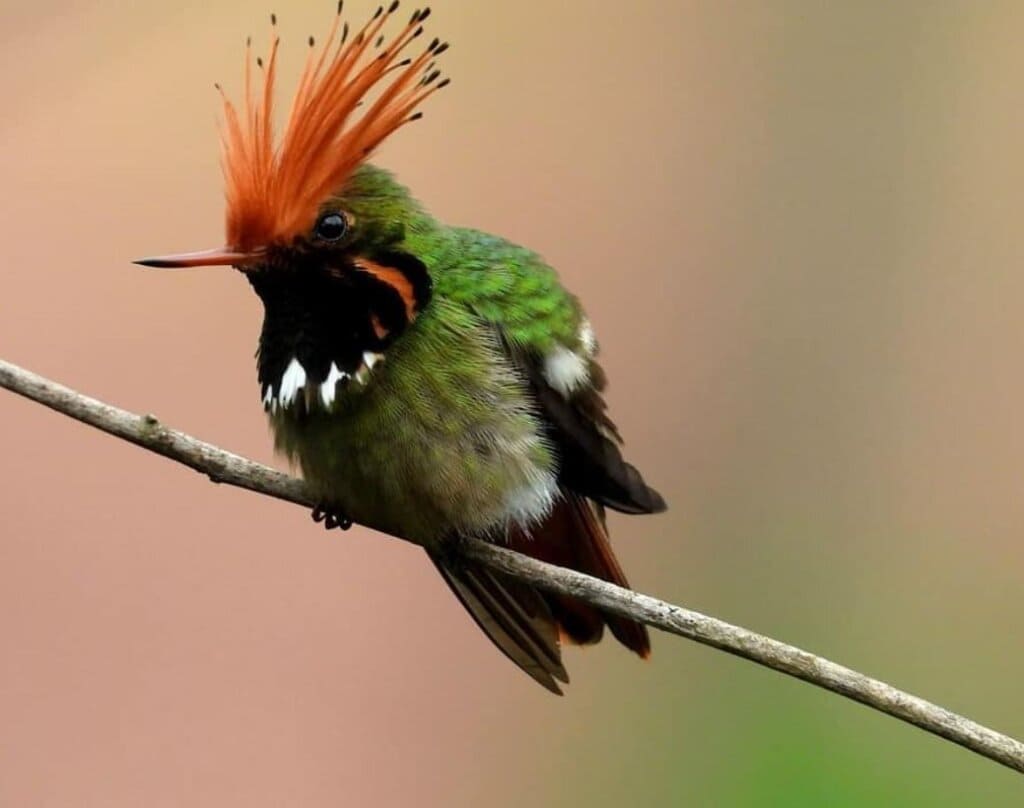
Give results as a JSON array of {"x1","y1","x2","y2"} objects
[{"x1": 132, "y1": 246, "x2": 265, "y2": 269}]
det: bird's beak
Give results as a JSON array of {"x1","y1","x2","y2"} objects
[{"x1": 133, "y1": 246, "x2": 265, "y2": 269}]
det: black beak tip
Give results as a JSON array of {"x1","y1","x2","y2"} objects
[
  {"x1": 130, "y1": 247, "x2": 259, "y2": 269},
  {"x1": 133, "y1": 257, "x2": 171, "y2": 268}
]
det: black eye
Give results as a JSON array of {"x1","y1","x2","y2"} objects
[{"x1": 315, "y1": 212, "x2": 348, "y2": 242}]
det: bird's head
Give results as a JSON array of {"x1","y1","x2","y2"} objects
[{"x1": 136, "y1": 3, "x2": 448, "y2": 410}]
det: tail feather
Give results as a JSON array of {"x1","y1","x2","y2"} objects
[
  {"x1": 430, "y1": 553, "x2": 569, "y2": 694},
  {"x1": 431, "y1": 489, "x2": 650, "y2": 693},
  {"x1": 509, "y1": 492, "x2": 650, "y2": 658},
  {"x1": 565, "y1": 498, "x2": 651, "y2": 656}
]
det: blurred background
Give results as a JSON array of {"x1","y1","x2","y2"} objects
[{"x1": 2, "y1": 1, "x2": 1024, "y2": 805}]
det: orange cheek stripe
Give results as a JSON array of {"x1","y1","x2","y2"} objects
[{"x1": 357, "y1": 260, "x2": 418, "y2": 322}]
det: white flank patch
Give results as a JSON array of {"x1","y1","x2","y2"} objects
[
  {"x1": 354, "y1": 351, "x2": 385, "y2": 386},
  {"x1": 579, "y1": 319, "x2": 597, "y2": 356},
  {"x1": 363, "y1": 351, "x2": 384, "y2": 371},
  {"x1": 262, "y1": 385, "x2": 274, "y2": 410},
  {"x1": 502, "y1": 471, "x2": 559, "y2": 530},
  {"x1": 278, "y1": 358, "x2": 307, "y2": 408},
  {"x1": 543, "y1": 345, "x2": 590, "y2": 397},
  {"x1": 319, "y1": 362, "x2": 348, "y2": 408}
]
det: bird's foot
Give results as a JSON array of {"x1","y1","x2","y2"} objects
[{"x1": 311, "y1": 502, "x2": 353, "y2": 531}]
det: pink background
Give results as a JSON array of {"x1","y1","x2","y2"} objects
[{"x1": 2, "y1": 2, "x2": 1024, "y2": 805}]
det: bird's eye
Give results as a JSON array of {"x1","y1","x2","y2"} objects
[{"x1": 315, "y1": 212, "x2": 348, "y2": 242}]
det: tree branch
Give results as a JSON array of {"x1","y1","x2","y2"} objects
[{"x1": 2, "y1": 356, "x2": 1022, "y2": 773}]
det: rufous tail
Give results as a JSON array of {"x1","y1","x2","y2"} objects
[{"x1": 429, "y1": 490, "x2": 649, "y2": 693}]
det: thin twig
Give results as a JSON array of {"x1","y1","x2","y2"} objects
[{"x1": 2, "y1": 355, "x2": 1022, "y2": 773}]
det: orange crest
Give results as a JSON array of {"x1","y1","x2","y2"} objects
[{"x1": 218, "y1": 3, "x2": 449, "y2": 251}]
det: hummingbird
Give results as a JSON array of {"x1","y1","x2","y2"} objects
[{"x1": 136, "y1": 3, "x2": 665, "y2": 694}]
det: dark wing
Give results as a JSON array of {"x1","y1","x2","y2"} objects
[
  {"x1": 434, "y1": 329, "x2": 660, "y2": 677},
  {"x1": 442, "y1": 229, "x2": 664, "y2": 513},
  {"x1": 426, "y1": 335, "x2": 660, "y2": 691},
  {"x1": 507, "y1": 340, "x2": 667, "y2": 515}
]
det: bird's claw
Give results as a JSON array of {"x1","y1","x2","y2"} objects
[{"x1": 312, "y1": 503, "x2": 353, "y2": 531}]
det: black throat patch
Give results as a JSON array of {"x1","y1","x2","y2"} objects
[{"x1": 248, "y1": 250, "x2": 431, "y2": 409}]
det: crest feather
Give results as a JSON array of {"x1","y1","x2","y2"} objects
[{"x1": 219, "y1": 4, "x2": 448, "y2": 250}]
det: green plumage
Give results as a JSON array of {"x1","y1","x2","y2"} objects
[
  {"x1": 245, "y1": 165, "x2": 665, "y2": 691},
  {"x1": 137, "y1": 8, "x2": 663, "y2": 691},
  {"x1": 271, "y1": 165, "x2": 586, "y2": 545}
]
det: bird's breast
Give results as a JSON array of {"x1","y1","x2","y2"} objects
[{"x1": 266, "y1": 303, "x2": 559, "y2": 544}]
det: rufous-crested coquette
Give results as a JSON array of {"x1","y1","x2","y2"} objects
[{"x1": 136, "y1": 3, "x2": 666, "y2": 694}]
